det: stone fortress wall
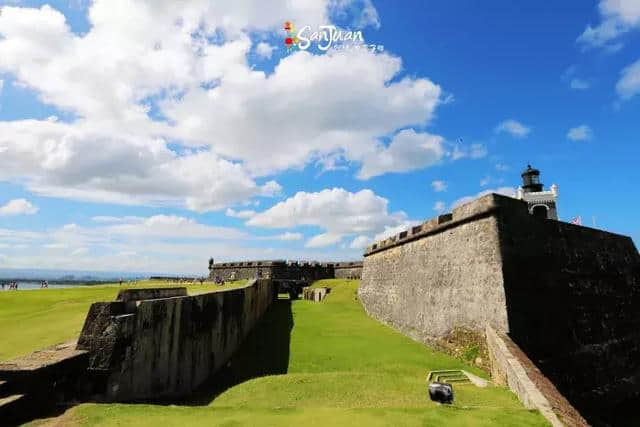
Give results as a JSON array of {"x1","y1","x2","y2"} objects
[
  {"x1": 334, "y1": 261, "x2": 364, "y2": 279},
  {"x1": 359, "y1": 193, "x2": 640, "y2": 424},
  {"x1": 209, "y1": 260, "x2": 362, "y2": 281},
  {"x1": 76, "y1": 279, "x2": 275, "y2": 401}
]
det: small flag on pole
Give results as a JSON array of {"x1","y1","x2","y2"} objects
[{"x1": 570, "y1": 216, "x2": 582, "y2": 225}]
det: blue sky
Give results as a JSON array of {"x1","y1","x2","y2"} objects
[{"x1": 0, "y1": 0, "x2": 638, "y2": 274}]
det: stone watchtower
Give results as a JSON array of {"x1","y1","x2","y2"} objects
[{"x1": 516, "y1": 165, "x2": 558, "y2": 220}]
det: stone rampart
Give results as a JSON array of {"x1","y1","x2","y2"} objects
[
  {"x1": 334, "y1": 261, "x2": 363, "y2": 279},
  {"x1": 208, "y1": 260, "x2": 336, "y2": 282},
  {"x1": 359, "y1": 193, "x2": 640, "y2": 424},
  {"x1": 360, "y1": 194, "x2": 508, "y2": 338},
  {"x1": 76, "y1": 279, "x2": 275, "y2": 401}
]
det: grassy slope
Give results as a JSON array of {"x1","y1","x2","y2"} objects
[
  {"x1": 0, "y1": 280, "x2": 245, "y2": 361},
  {"x1": 55, "y1": 279, "x2": 548, "y2": 426}
]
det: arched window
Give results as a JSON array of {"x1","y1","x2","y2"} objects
[{"x1": 532, "y1": 205, "x2": 548, "y2": 219}]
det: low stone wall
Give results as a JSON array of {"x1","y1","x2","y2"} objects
[
  {"x1": 76, "y1": 279, "x2": 275, "y2": 401},
  {"x1": 486, "y1": 326, "x2": 586, "y2": 427}
]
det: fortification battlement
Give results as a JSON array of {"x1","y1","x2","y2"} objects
[
  {"x1": 334, "y1": 261, "x2": 364, "y2": 268},
  {"x1": 211, "y1": 260, "x2": 361, "y2": 269},
  {"x1": 212, "y1": 260, "x2": 286, "y2": 269},
  {"x1": 365, "y1": 193, "x2": 534, "y2": 256}
]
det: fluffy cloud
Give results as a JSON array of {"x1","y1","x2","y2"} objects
[
  {"x1": 0, "y1": 199, "x2": 39, "y2": 216},
  {"x1": 570, "y1": 78, "x2": 591, "y2": 90},
  {"x1": 495, "y1": 119, "x2": 531, "y2": 138},
  {"x1": 247, "y1": 188, "x2": 407, "y2": 247},
  {"x1": 0, "y1": 1, "x2": 446, "y2": 211},
  {"x1": 305, "y1": 232, "x2": 343, "y2": 248},
  {"x1": 0, "y1": 220, "x2": 359, "y2": 274},
  {"x1": 255, "y1": 42, "x2": 276, "y2": 59},
  {"x1": 567, "y1": 125, "x2": 593, "y2": 141},
  {"x1": 0, "y1": 214, "x2": 359, "y2": 273},
  {"x1": 105, "y1": 215, "x2": 249, "y2": 239},
  {"x1": 165, "y1": 49, "x2": 443, "y2": 177},
  {"x1": 578, "y1": 0, "x2": 640, "y2": 50},
  {"x1": 433, "y1": 201, "x2": 446, "y2": 213},
  {"x1": 349, "y1": 234, "x2": 371, "y2": 249},
  {"x1": 0, "y1": 120, "x2": 278, "y2": 211},
  {"x1": 273, "y1": 232, "x2": 303, "y2": 241},
  {"x1": 616, "y1": 58, "x2": 640, "y2": 100},
  {"x1": 450, "y1": 187, "x2": 516, "y2": 210},
  {"x1": 357, "y1": 129, "x2": 445, "y2": 179},
  {"x1": 451, "y1": 143, "x2": 487, "y2": 160},
  {"x1": 226, "y1": 208, "x2": 257, "y2": 219},
  {"x1": 373, "y1": 220, "x2": 421, "y2": 242},
  {"x1": 431, "y1": 180, "x2": 447, "y2": 192}
]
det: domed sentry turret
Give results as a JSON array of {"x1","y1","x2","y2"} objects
[{"x1": 521, "y1": 164, "x2": 543, "y2": 193}]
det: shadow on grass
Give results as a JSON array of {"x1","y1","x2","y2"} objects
[
  {"x1": 180, "y1": 296, "x2": 294, "y2": 406},
  {"x1": 3, "y1": 296, "x2": 293, "y2": 425}
]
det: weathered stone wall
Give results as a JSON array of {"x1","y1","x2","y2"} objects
[
  {"x1": 76, "y1": 279, "x2": 275, "y2": 401},
  {"x1": 208, "y1": 260, "x2": 336, "y2": 282},
  {"x1": 359, "y1": 194, "x2": 509, "y2": 340},
  {"x1": 334, "y1": 262, "x2": 363, "y2": 279},
  {"x1": 494, "y1": 196, "x2": 640, "y2": 424},
  {"x1": 359, "y1": 193, "x2": 640, "y2": 424}
]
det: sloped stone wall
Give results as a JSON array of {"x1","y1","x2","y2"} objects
[
  {"x1": 359, "y1": 193, "x2": 640, "y2": 425},
  {"x1": 77, "y1": 279, "x2": 275, "y2": 401},
  {"x1": 359, "y1": 194, "x2": 509, "y2": 341}
]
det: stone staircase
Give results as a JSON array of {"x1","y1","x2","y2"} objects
[
  {"x1": 0, "y1": 341, "x2": 89, "y2": 425},
  {"x1": 427, "y1": 369, "x2": 472, "y2": 384}
]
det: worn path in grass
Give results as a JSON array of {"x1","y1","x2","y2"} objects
[
  {"x1": 0, "y1": 280, "x2": 245, "y2": 361},
  {"x1": 28, "y1": 279, "x2": 548, "y2": 426}
]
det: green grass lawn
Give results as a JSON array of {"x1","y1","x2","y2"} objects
[
  {"x1": 6, "y1": 279, "x2": 548, "y2": 426},
  {"x1": 29, "y1": 279, "x2": 548, "y2": 426},
  {"x1": 0, "y1": 280, "x2": 246, "y2": 361}
]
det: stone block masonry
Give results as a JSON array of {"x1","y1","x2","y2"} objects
[
  {"x1": 209, "y1": 260, "x2": 363, "y2": 282},
  {"x1": 334, "y1": 261, "x2": 363, "y2": 279},
  {"x1": 76, "y1": 279, "x2": 275, "y2": 401},
  {"x1": 359, "y1": 193, "x2": 640, "y2": 425},
  {"x1": 209, "y1": 260, "x2": 337, "y2": 282}
]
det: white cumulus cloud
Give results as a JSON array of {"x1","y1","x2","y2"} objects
[
  {"x1": 0, "y1": 1, "x2": 446, "y2": 212},
  {"x1": 495, "y1": 119, "x2": 531, "y2": 138},
  {"x1": 431, "y1": 180, "x2": 447, "y2": 192},
  {"x1": 349, "y1": 235, "x2": 371, "y2": 249},
  {"x1": 255, "y1": 42, "x2": 276, "y2": 59},
  {"x1": 226, "y1": 208, "x2": 257, "y2": 219},
  {"x1": 357, "y1": 129, "x2": 445, "y2": 179},
  {"x1": 567, "y1": 125, "x2": 593, "y2": 141},
  {"x1": 247, "y1": 188, "x2": 408, "y2": 248},
  {"x1": 578, "y1": 0, "x2": 640, "y2": 50},
  {"x1": 616, "y1": 58, "x2": 640, "y2": 100},
  {"x1": 0, "y1": 199, "x2": 39, "y2": 216}
]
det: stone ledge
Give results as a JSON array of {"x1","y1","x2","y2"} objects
[{"x1": 486, "y1": 325, "x2": 587, "y2": 427}]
